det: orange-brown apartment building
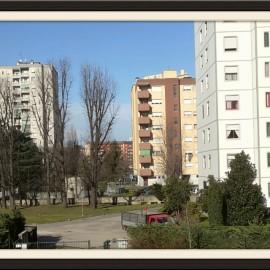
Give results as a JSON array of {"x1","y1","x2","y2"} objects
[{"x1": 131, "y1": 70, "x2": 198, "y2": 187}]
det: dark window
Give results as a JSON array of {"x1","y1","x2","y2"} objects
[
  {"x1": 173, "y1": 85, "x2": 177, "y2": 97},
  {"x1": 267, "y1": 122, "x2": 270, "y2": 137},
  {"x1": 226, "y1": 100, "x2": 239, "y2": 110},
  {"x1": 264, "y1": 32, "x2": 269, "y2": 47},
  {"x1": 266, "y1": 92, "x2": 270, "y2": 107},
  {"x1": 174, "y1": 104, "x2": 178, "y2": 111},
  {"x1": 268, "y1": 153, "x2": 270, "y2": 167}
]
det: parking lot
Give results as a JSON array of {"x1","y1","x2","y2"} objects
[{"x1": 37, "y1": 212, "x2": 128, "y2": 248}]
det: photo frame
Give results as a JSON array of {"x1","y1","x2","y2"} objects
[{"x1": 1, "y1": 0, "x2": 270, "y2": 269}]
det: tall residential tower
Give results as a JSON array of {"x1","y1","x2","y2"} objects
[
  {"x1": 0, "y1": 60, "x2": 58, "y2": 147},
  {"x1": 131, "y1": 70, "x2": 198, "y2": 187},
  {"x1": 195, "y1": 22, "x2": 270, "y2": 205}
]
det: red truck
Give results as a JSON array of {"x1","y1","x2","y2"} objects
[{"x1": 121, "y1": 211, "x2": 172, "y2": 230}]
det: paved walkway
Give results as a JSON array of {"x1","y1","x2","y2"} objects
[{"x1": 37, "y1": 213, "x2": 128, "y2": 248}]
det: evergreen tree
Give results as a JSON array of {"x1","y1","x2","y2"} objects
[
  {"x1": 225, "y1": 151, "x2": 266, "y2": 225},
  {"x1": 13, "y1": 130, "x2": 43, "y2": 206},
  {"x1": 207, "y1": 175, "x2": 225, "y2": 226},
  {"x1": 164, "y1": 176, "x2": 192, "y2": 214}
]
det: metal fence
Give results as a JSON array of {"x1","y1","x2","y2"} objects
[{"x1": 14, "y1": 240, "x2": 91, "y2": 249}]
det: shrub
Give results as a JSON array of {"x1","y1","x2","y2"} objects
[
  {"x1": 128, "y1": 223, "x2": 270, "y2": 249},
  {"x1": 128, "y1": 224, "x2": 188, "y2": 249},
  {"x1": 0, "y1": 209, "x2": 25, "y2": 248}
]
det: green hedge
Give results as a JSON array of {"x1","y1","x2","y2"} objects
[
  {"x1": 128, "y1": 224, "x2": 270, "y2": 249},
  {"x1": 0, "y1": 210, "x2": 25, "y2": 248}
]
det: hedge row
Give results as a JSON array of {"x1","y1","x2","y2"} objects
[{"x1": 128, "y1": 224, "x2": 270, "y2": 249}]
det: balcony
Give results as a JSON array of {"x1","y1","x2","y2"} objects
[
  {"x1": 138, "y1": 90, "x2": 150, "y2": 99},
  {"x1": 139, "y1": 156, "x2": 152, "y2": 164},
  {"x1": 138, "y1": 116, "x2": 151, "y2": 125},
  {"x1": 138, "y1": 103, "x2": 151, "y2": 112},
  {"x1": 139, "y1": 168, "x2": 152, "y2": 177},
  {"x1": 139, "y1": 130, "x2": 151, "y2": 138},
  {"x1": 139, "y1": 142, "x2": 151, "y2": 150}
]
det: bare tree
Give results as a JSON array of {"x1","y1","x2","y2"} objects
[
  {"x1": 0, "y1": 77, "x2": 18, "y2": 208},
  {"x1": 65, "y1": 126, "x2": 81, "y2": 199},
  {"x1": 81, "y1": 64, "x2": 118, "y2": 208},
  {"x1": 53, "y1": 59, "x2": 72, "y2": 207},
  {"x1": 156, "y1": 125, "x2": 181, "y2": 179},
  {"x1": 31, "y1": 64, "x2": 56, "y2": 205}
]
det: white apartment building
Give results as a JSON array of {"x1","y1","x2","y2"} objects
[
  {"x1": 195, "y1": 22, "x2": 270, "y2": 206},
  {"x1": 0, "y1": 60, "x2": 58, "y2": 147}
]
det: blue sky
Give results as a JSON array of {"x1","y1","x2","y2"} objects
[{"x1": 0, "y1": 22, "x2": 195, "y2": 143}]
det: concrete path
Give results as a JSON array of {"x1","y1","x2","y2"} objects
[{"x1": 37, "y1": 213, "x2": 128, "y2": 248}]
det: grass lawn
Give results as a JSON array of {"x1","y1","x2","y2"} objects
[{"x1": 0, "y1": 203, "x2": 161, "y2": 224}]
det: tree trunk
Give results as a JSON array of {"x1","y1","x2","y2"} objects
[
  {"x1": 1, "y1": 188, "x2": 6, "y2": 208},
  {"x1": 87, "y1": 188, "x2": 91, "y2": 206},
  {"x1": 90, "y1": 187, "x2": 97, "y2": 209},
  {"x1": 128, "y1": 196, "x2": 132, "y2": 205},
  {"x1": 9, "y1": 188, "x2": 15, "y2": 209}
]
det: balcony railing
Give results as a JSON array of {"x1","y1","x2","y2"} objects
[
  {"x1": 139, "y1": 130, "x2": 151, "y2": 138},
  {"x1": 139, "y1": 168, "x2": 152, "y2": 177},
  {"x1": 139, "y1": 142, "x2": 151, "y2": 150},
  {"x1": 138, "y1": 103, "x2": 151, "y2": 112},
  {"x1": 138, "y1": 90, "x2": 150, "y2": 99},
  {"x1": 139, "y1": 156, "x2": 152, "y2": 164},
  {"x1": 138, "y1": 116, "x2": 151, "y2": 125}
]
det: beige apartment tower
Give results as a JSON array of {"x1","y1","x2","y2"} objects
[
  {"x1": 0, "y1": 60, "x2": 58, "y2": 147},
  {"x1": 131, "y1": 70, "x2": 198, "y2": 187}
]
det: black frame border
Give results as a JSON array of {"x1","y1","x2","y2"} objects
[
  {"x1": 1, "y1": 0, "x2": 270, "y2": 269},
  {"x1": 0, "y1": 1, "x2": 270, "y2": 11}
]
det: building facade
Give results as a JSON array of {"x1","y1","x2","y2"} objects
[
  {"x1": 0, "y1": 60, "x2": 58, "y2": 147},
  {"x1": 84, "y1": 140, "x2": 133, "y2": 169},
  {"x1": 131, "y1": 70, "x2": 198, "y2": 187},
  {"x1": 194, "y1": 22, "x2": 270, "y2": 205}
]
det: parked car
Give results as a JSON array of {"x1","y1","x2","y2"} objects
[{"x1": 121, "y1": 211, "x2": 174, "y2": 230}]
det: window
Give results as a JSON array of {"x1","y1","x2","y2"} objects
[
  {"x1": 227, "y1": 154, "x2": 236, "y2": 168},
  {"x1": 204, "y1": 22, "x2": 207, "y2": 36},
  {"x1": 226, "y1": 124, "x2": 240, "y2": 139},
  {"x1": 200, "y1": 80, "x2": 204, "y2": 93},
  {"x1": 193, "y1": 112, "x2": 197, "y2": 116},
  {"x1": 184, "y1": 124, "x2": 193, "y2": 130},
  {"x1": 265, "y1": 62, "x2": 270, "y2": 78},
  {"x1": 185, "y1": 152, "x2": 193, "y2": 162},
  {"x1": 205, "y1": 48, "x2": 208, "y2": 64},
  {"x1": 202, "y1": 104, "x2": 205, "y2": 119},
  {"x1": 205, "y1": 74, "x2": 209, "y2": 89},
  {"x1": 203, "y1": 155, "x2": 206, "y2": 169},
  {"x1": 184, "y1": 111, "x2": 192, "y2": 117},
  {"x1": 152, "y1": 112, "x2": 162, "y2": 117},
  {"x1": 183, "y1": 86, "x2": 191, "y2": 91},
  {"x1": 206, "y1": 101, "x2": 210, "y2": 116},
  {"x1": 207, "y1": 128, "x2": 210, "y2": 142},
  {"x1": 173, "y1": 104, "x2": 178, "y2": 111},
  {"x1": 224, "y1": 36, "x2": 237, "y2": 51},
  {"x1": 208, "y1": 154, "x2": 211, "y2": 169},
  {"x1": 268, "y1": 153, "x2": 270, "y2": 167},
  {"x1": 202, "y1": 130, "x2": 205, "y2": 144},
  {"x1": 152, "y1": 125, "x2": 162, "y2": 130},
  {"x1": 226, "y1": 95, "x2": 239, "y2": 110},
  {"x1": 267, "y1": 122, "x2": 270, "y2": 137},
  {"x1": 184, "y1": 137, "x2": 193, "y2": 142},
  {"x1": 194, "y1": 124, "x2": 197, "y2": 129},
  {"x1": 225, "y1": 66, "x2": 238, "y2": 81},
  {"x1": 268, "y1": 183, "x2": 270, "y2": 197},
  {"x1": 199, "y1": 29, "x2": 202, "y2": 43},
  {"x1": 266, "y1": 92, "x2": 270, "y2": 107},
  {"x1": 184, "y1": 99, "x2": 192, "y2": 104},
  {"x1": 264, "y1": 32, "x2": 269, "y2": 47},
  {"x1": 200, "y1": 54, "x2": 203, "y2": 69},
  {"x1": 173, "y1": 85, "x2": 177, "y2": 97},
  {"x1": 152, "y1": 99, "x2": 162, "y2": 104},
  {"x1": 174, "y1": 118, "x2": 178, "y2": 124}
]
